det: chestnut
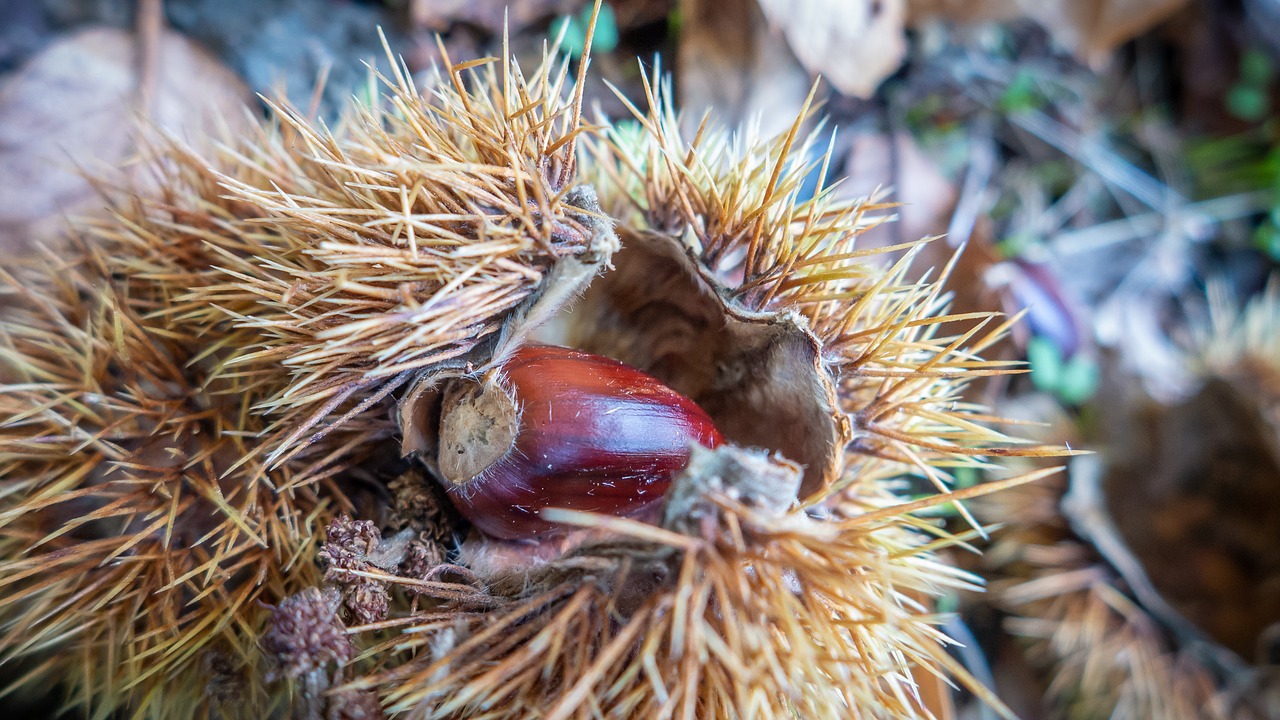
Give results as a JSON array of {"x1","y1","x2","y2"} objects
[{"x1": 434, "y1": 345, "x2": 723, "y2": 539}]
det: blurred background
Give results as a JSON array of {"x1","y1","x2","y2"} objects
[{"x1": 2, "y1": 0, "x2": 1279, "y2": 717}]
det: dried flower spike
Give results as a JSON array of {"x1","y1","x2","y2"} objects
[
  {"x1": 433, "y1": 344, "x2": 723, "y2": 539},
  {"x1": 262, "y1": 587, "x2": 352, "y2": 682}
]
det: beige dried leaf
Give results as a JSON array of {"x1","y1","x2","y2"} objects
[
  {"x1": 0, "y1": 26, "x2": 252, "y2": 253},
  {"x1": 756, "y1": 0, "x2": 908, "y2": 98}
]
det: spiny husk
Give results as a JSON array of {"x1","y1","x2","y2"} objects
[
  {"x1": 975, "y1": 281, "x2": 1280, "y2": 720},
  {"x1": 0, "y1": 239, "x2": 317, "y2": 718},
  {"x1": 351, "y1": 450, "x2": 1059, "y2": 719},
  {"x1": 1198, "y1": 278, "x2": 1280, "y2": 377},
  {"x1": 0, "y1": 24, "x2": 1070, "y2": 720},
  {"x1": 172, "y1": 44, "x2": 610, "y2": 472},
  {"x1": 582, "y1": 72, "x2": 1059, "y2": 504},
  {"x1": 1197, "y1": 279, "x2": 1280, "y2": 439},
  {"x1": 0, "y1": 38, "x2": 607, "y2": 717},
  {"x1": 337, "y1": 69, "x2": 1068, "y2": 719},
  {"x1": 983, "y1": 474, "x2": 1243, "y2": 719}
]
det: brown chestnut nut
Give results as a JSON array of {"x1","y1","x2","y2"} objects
[{"x1": 434, "y1": 345, "x2": 723, "y2": 540}]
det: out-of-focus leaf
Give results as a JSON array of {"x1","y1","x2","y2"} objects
[
  {"x1": 998, "y1": 69, "x2": 1048, "y2": 113},
  {"x1": 835, "y1": 131, "x2": 958, "y2": 248},
  {"x1": 1028, "y1": 336, "x2": 1064, "y2": 394},
  {"x1": 755, "y1": 0, "x2": 907, "y2": 98},
  {"x1": 1058, "y1": 355, "x2": 1100, "y2": 405},
  {"x1": 411, "y1": 0, "x2": 573, "y2": 34},
  {"x1": 679, "y1": 0, "x2": 811, "y2": 136},
  {"x1": 1227, "y1": 85, "x2": 1268, "y2": 122},
  {"x1": 1228, "y1": 49, "x2": 1275, "y2": 121},
  {"x1": 1026, "y1": 0, "x2": 1191, "y2": 64},
  {"x1": 907, "y1": 0, "x2": 1020, "y2": 23},
  {"x1": 0, "y1": 27, "x2": 253, "y2": 253},
  {"x1": 553, "y1": 2, "x2": 619, "y2": 59}
]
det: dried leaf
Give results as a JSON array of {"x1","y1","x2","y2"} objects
[
  {"x1": 0, "y1": 27, "x2": 252, "y2": 253},
  {"x1": 1021, "y1": 0, "x2": 1190, "y2": 66},
  {"x1": 756, "y1": 0, "x2": 907, "y2": 98},
  {"x1": 678, "y1": 0, "x2": 812, "y2": 136}
]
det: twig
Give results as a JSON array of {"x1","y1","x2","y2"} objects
[
  {"x1": 946, "y1": 117, "x2": 996, "y2": 250},
  {"x1": 1007, "y1": 108, "x2": 1175, "y2": 211},
  {"x1": 1044, "y1": 192, "x2": 1270, "y2": 258},
  {"x1": 943, "y1": 616, "x2": 1001, "y2": 720}
]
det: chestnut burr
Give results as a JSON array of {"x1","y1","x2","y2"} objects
[{"x1": 435, "y1": 345, "x2": 723, "y2": 539}]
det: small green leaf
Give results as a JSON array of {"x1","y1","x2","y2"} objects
[
  {"x1": 995, "y1": 232, "x2": 1036, "y2": 258},
  {"x1": 667, "y1": 8, "x2": 683, "y2": 35},
  {"x1": 1027, "y1": 336, "x2": 1063, "y2": 393},
  {"x1": 953, "y1": 466, "x2": 979, "y2": 489},
  {"x1": 552, "y1": 16, "x2": 587, "y2": 58},
  {"x1": 556, "y1": 3, "x2": 619, "y2": 59},
  {"x1": 998, "y1": 70, "x2": 1044, "y2": 113},
  {"x1": 1057, "y1": 354, "x2": 1098, "y2": 405},
  {"x1": 1254, "y1": 222, "x2": 1280, "y2": 262},
  {"x1": 1228, "y1": 85, "x2": 1269, "y2": 122}
]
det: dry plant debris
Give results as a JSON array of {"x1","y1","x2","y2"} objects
[{"x1": 756, "y1": 0, "x2": 908, "y2": 98}]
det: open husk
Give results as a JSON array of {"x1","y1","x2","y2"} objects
[
  {"x1": 979, "y1": 284, "x2": 1280, "y2": 720},
  {"x1": 0, "y1": 17, "x2": 1068, "y2": 720}
]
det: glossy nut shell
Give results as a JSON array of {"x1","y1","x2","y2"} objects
[{"x1": 435, "y1": 345, "x2": 723, "y2": 539}]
